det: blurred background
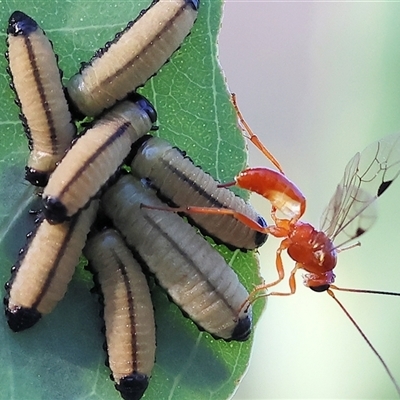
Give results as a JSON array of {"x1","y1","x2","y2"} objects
[{"x1": 219, "y1": 2, "x2": 400, "y2": 399}]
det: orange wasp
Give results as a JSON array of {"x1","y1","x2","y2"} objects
[{"x1": 143, "y1": 93, "x2": 400, "y2": 394}]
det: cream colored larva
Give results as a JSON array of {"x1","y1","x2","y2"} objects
[
  {"x1": 101, "y1": 174, "x2": 252, "y2": 341},
  {"x1": 130, "y1": 135, "x2": 268, "y2": 250},
  {"x1": 3, "y1": 201, "x2": 98, "y2": 332},
  {"x1": 66, "y1": 0, "x2": 199, "y2": 117},
  {"x1": 84, "y1": 229, "x2": 156, "y2": 400},
  {"x1": 6, "y1": 11, "x2": 76, "y2": 187},
  {"x1": 42, "y1": 94, "x2": 156, "y2": 224}
]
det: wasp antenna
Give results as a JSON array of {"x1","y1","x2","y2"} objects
[
  {"x1": 330, "y1": 284, "x2": 400, "y2": 297},
  {"x1": 327, "y1": 289, "x2": 400, "y2": 396}
]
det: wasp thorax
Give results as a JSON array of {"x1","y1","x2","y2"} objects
[{"x1": 287, "y1": 222, "x2": 337, "y2": 274}]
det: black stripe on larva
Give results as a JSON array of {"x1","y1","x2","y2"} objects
[
  {"x1": 110, "y1": 250, "x2": 151, "y2": 400},
  {"x1": 8, "y1": 14, "x2": 59, "y2": 154},
  {"x1": 116, "y1": 373, "x2": 149, "y2": 400},
  {"x1": 119, "y1": 237, "x2": 220, "y2": 339},
  {"x1": 85, "y1": 231, "x2": 153, "y2": 400},
  {"x1": 100, "y1": 10, "x2": 187, "y2": 90},
  {"x1": 128, "y1": 228, "x2": 250, "y2": 342},
  {"x1": 45, "y1": 163, "x2": 125, "y2": 225},
  {"x1": 157, "y1": 156, "x2": 268, "y2": 250},
  {"x1": 7, "y1": 11, "x2": 38, "y2": 36},
  {"x1": 44, "y1": 93, "x2": 153, "y2": 206},
  {"x1": 112, "y1": 248, "x2": 139, "y2": 373},
  {"x1": 103, "y1": 176, "x2": 251, "y2": 340},
  {"x1": 130, "y1": 135, "x2": 267, "y2": 251},
  {"x1": 78, "y1": 11, "x2": 140, "y2": 68},
  {"x1": 32, "y1": 216, "x2": 81, "y2": 309},
  {"x1": 86, "y1": 248, "x2": 141, "y2": 377},
  {"x1": 141, "y1": 214, "x2": 241, "y2": 329},
  {"x1": 42, "y1": 121, "x2": 132, "y2": 223},
  {"x1": 6, "y1": 11, "x2": 75, "y2": 187},
  {"x1": 77, "y1": 0, "x2": 159, "y2": 68},
  {"x1": 162, "y1": 158, "x2": 234, "y2": 209},
  {"x1": 23, "y1": 35, "x2": 59, "y2": 155},
  {"x1": 77, "y1": 0, "x2": 196, "y2": 88}
]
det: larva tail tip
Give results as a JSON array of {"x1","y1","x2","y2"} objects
[
  {"x1": 116, "y1": 372, "x2": 149, "y2": 400},
  {"x1": 25, "y1": 167, "x2": 49, "y2": 187},
  {"x1": 230, "y1": 313, "x2": 252, "y2": 342},
  {"x1": 4, "y1": 303, "x2": 42, "y2": 332},
  {"x1": 8, "y1": 11, "x2": 38, "y2": 36},
  {"x1": 42, "y1": 196, "x2": 68, "y2": 224}
]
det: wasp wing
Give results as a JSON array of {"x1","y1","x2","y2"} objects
[{"x1": 320, "y1": 133, "x2": 400, "y2": 248}]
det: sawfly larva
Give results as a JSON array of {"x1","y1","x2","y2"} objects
[
  {"x1": 130, "y1": 135, "x2": 268, "y2": 250},
  {"x1": 67, "y1": 0, "x2": 199, "y2": 117},
  {"x1": 101, "y1": 174, "x2": 252, "y2": 341},
  {"x1": 4, "y1": 201, "x2": 98, "y2": 332},
  {"x1": 6, "y1": 11, "x2": 76, "y2": 187},
  {"x1": 85, "y1": 228, "x2": 156, "y2": 400},
  {"x1": 42, "y1": 94, "x2": 156, "y2": 224}
]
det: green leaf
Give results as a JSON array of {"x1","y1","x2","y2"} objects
[{"x1": 0, "y1": 1, "x2": 265, "y2": 399}]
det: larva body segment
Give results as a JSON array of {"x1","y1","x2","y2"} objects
[
  {"x1": 66, "y1": 0, "x2": 199, "y2": 117},
  {"x1": 130, "y1": 136, "x2": 268, "y2": 250},
  {"x1": 42, "y1": 96, "x2": 156, "y2": 224},
  {"x1": 101, "y1": 175, "x2": 252, "y2": 341},
  {"x1": 6, "y1": 11, "x2": 76, "y2": 187},
  {"x1": 3, "y1": 200, "x2": 99, "y2": 332},
  {"x1": 84, "y1": 228, "x2": 155, "y2": 400}
]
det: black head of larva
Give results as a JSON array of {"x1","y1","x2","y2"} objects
[
  {"x1": 25, "y1": 167, "x2": 50, "y2": 187},
  {"x1": 255, "y1": 215, "x2": 268, "y2": 247},
  {"x1": 128, "y1": 93, "x2": 157, "y2": 123},
  {"x1": 230, "y1": 314, "x2": 252, "y2": 342},
  {"x1": 186, "y1": 0, "x2": 200, "y2": 10},
  {"x1": 8, "y1": 11, "x2": 38, "y2": 36},
  {"x1": 4, "y1": 303, "x2": 42, "y2": 332},
  {"x1": 116, "y1": 372, "x2": 149, "y2": 400},
  {"x1": 42, "y1": 196, "x2": 68, "y2": 224}
]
